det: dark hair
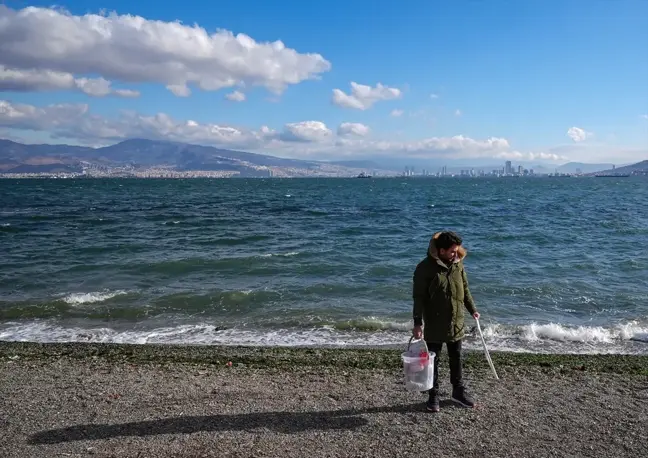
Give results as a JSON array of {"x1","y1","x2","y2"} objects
[{"x1": 434, "y1": 231, "x2": 462, "y2": 250}]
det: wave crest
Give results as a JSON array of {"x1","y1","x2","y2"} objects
[{"x1": 63, "y1": 290, "x2": 128, "y2": 305}]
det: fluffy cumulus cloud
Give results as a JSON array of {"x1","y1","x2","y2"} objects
[
  {"x1": 279, "y1": 121, "x2": 333, "y2": 143},
  {"x1": 337, "y1": 122, "x2": 370, "y2": 137},
  {"x1": 225, "y1": 91, "x2": 246, "y2": 102},
  {"x1": 0, "y1": 99, "x2": 567, "y2": 162},
  {"x1": 332, "y1": 82, "x2": 401, "y2": 110},
  {"x1": 496, "y1": 150, "x2": 566, "y2": 162},
  {"x1": 567, "y1": 126, "x2": 592, "y2": 142},
  {"x1": 0, "y1": 100, "x2": 89, "y2": 131},
  {"x1": 0, "y1": 66, "x2": 140, "y2": 98},
  {"x1": 0, "y1": 6, "x2": 331, "y2": 97}
]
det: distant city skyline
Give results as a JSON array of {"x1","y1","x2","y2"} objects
[
  {"x1": 402, "y1": 160, "x2": 548, "y2": 178},
  {"x1": 0, "y1": 2, "x2": 646, "y2": 165}
]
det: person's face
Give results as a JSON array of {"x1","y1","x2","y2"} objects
[{"x1": 438, "y1": 244, "x2": 460, "y2": 263}]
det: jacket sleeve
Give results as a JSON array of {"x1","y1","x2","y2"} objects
[
  {"x1": 462, "y1": 266, "x2": 477, "y2": 315},
  {"x1": 412, "y1": 265, "x2": 427, "y2": 326}
]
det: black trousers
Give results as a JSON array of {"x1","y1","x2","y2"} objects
[{"x1": 426, "y1": 340, "x2": 463, "y2": 392}]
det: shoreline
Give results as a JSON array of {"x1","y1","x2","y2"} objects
[{"x1": 2, "y1": 341, "x2": 647, "y2": 375}]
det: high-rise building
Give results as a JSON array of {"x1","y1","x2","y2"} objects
[{"x1": 505, "y1": 161, "x2": 512, "y2": 175}]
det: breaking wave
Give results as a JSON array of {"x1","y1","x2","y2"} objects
[
  {"x1": 1, "y1": 319, "x2": 646, "y2": 354},
  {"x1": 62, "y1": 290, "x2": 129, "y2": 306}
]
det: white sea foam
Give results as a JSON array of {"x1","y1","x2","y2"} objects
[
  {"x1": 62, "y1": 290, "x2": 128, "y2": 305},
  {"x1": 259, "y1": 252, "x2": 300, "y2": 258},
  {"x1": 0, "y1": 322, "x2": 402, "y2": 347},
  {"x1": 481, "y1": 321, "x2": 648, "y2": 344},
  {"x1": 1, "y1": 319, "x2": 647, "y2": 354}
]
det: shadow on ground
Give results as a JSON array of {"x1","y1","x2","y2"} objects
[{"x1": 29, "y1": 401, "x2": 457, "y2": 444}]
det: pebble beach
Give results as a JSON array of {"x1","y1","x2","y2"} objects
[{"x1": 1, "y1": 342, "x2": 647, "y2": 458}]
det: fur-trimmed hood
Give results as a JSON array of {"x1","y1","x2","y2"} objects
[{"x1": 427, "y1": 231, "x2": 467, "y2": 265}]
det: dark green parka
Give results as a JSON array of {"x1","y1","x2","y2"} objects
[{"x1": 413, "y1": 232, "x2": 478, "y2": 343}]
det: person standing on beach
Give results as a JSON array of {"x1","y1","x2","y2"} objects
[{"x1": 412, "y1": 231, "x2": 480, "y2": 412}]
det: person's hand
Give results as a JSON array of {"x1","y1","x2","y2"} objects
[
  {"x1": 473, "y1": 312, "x2": 480, "y2": 320},
  {"x1": 412, "y1": 325, "x2": 422, "y2": 339}
]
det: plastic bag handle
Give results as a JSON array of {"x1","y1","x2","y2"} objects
[{"x1": 407, "y1": 336, "x2": 429, "y2": 352}]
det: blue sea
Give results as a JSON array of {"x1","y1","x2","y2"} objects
[{"x1": 1, "y1": 177, "x2": 647, "y2": 354}]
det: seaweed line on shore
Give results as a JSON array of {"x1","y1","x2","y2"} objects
[{"x1": 1, "y1": 341, "x2": 647, "y2": 375}]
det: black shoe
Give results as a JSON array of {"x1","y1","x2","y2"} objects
[
  {"x1": 451, "y1": 386, "x2": 475, "y2": 408},
  {"x1": 426, "y1": 390, "x2": 440, "y2": 412}
]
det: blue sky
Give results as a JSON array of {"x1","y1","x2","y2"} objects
[{"x1": 0, "y1": 0, "x2": 647, "y2": 165}]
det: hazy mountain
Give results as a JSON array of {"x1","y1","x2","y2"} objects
[
  {"x1": 86, "y1": 139, "x2": 321, "y2": 168},
  {"x1": 327, "y1": 159, "x2": 388, "y2": 170},
  {"x1": 0, "y1": 138, "x2": 329, "y2": 176},
  {"x1": 589, "y1": 160, "x2": 648, "y2": 175},
  {"x1": 0, "y1": 139, "x2": 90, "y2": 173},
  {"x1": 557, "y1": 162, "x2": 614, "y2": 174}
]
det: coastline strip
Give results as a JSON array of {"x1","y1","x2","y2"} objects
[{"x1": 2, "y1": 341, "x2": 647, "y2": 375}]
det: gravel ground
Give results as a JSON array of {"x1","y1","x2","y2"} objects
[{"x1": 1, "y1": 357, "x2": 647, "y2": 458}]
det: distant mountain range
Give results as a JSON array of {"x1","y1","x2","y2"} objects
[
  {"x1": 0, "y1": 138, "x2": 368, "y2": 177},
  {"x1": 555, "y1": 162, "x2": 615, "y2": 174},
  {"x1": 587, "y1": 160, "x2": 648, "y2": 176},
  {"x1": 0, "y1": 138, "x2": 644, "y2": 177}
]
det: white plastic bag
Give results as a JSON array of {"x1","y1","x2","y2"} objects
[{"x1": 401, "y1": 337, "x2": 435, "y2": 392}]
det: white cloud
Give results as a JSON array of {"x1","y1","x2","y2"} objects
[
  {"x1": 0, "y1": 6, "x2": 331, "y2": 97},
  {"x1": 391, "y1": 109, "x2": 404, "y2": 117},
  {"x1": 332, "y1": 82, "x2": 401, "y2": 110},
  {"x1": 0, "y1": 66, "x2": 139, "y2": 98},
  {"x1": 74, "y1": 77, "x2": 112, "y2": 97},
  {"x1": 280, "y1": 121, "x2": 333, "y2": 143},
  {"x1": 641, "y1": 114, "x2": 648, "y2": 120},
  {"x1": 337, "y1": 122, "x2": 370, "y2": 137},
  {"x1": 430, "y1": 93, "x2": 439, "y2": 99},
  {"x1": 113, "y1": 89, "x2": 140, "y2": 98},
  {"x1": 167, "y1": 85, "x2": 192, "y2": 97},
  {"x1": 0, "y1": 99, "x2": 571, "y2": 162},
  {"x1": 0, "y1": 99, "x2": 89, "y2": 131},
  {"x1": 225, "y1": 90, "x2": 246, "y2": 102},
  {"x1": 455, "y1": 109, "x2": 462, "y2": 117},
  {"x1": 496, "y1": 150, "x2": 566, "y2": 162},
  {"x1": 567, "y1": 126, "x2": 592, "y2": 142}
]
